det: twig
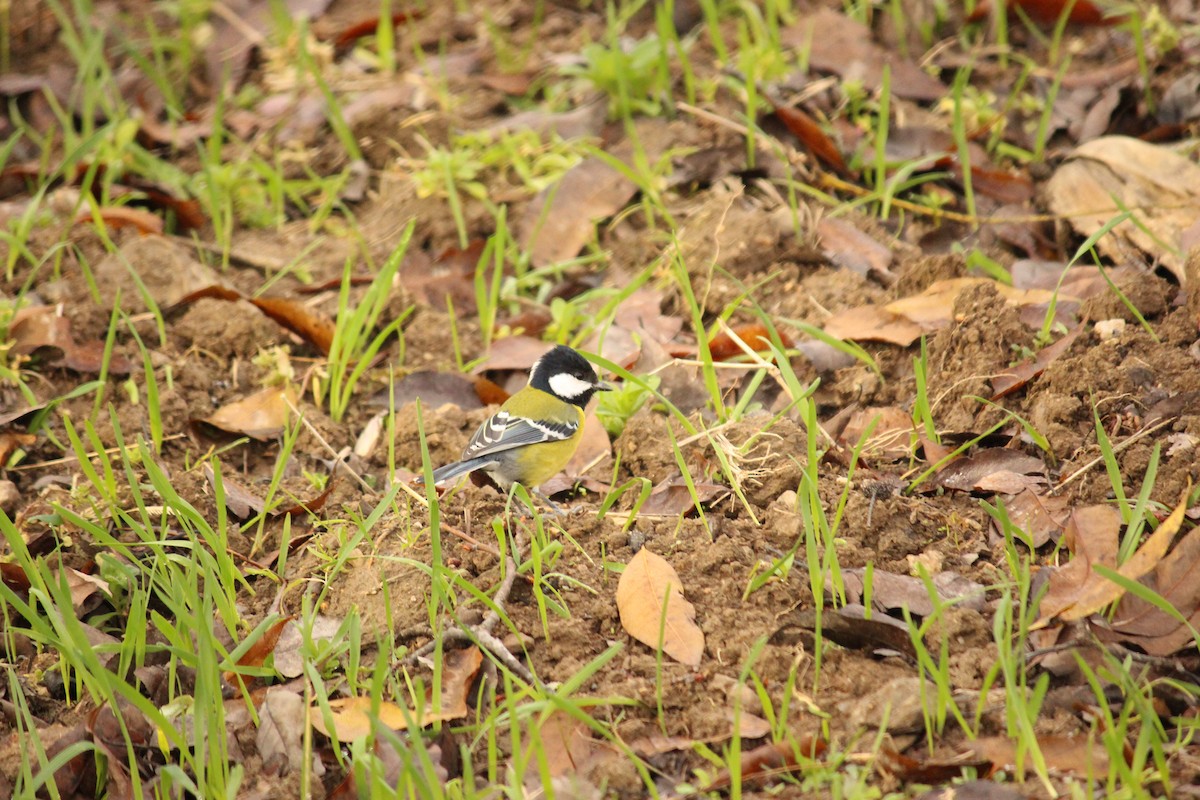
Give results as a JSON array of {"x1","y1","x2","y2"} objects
[
  {"x1": 8, "y1": 434, "x2": 187, "y2": 471},
  {"x1": 1050, "y1": 418, "x2": 1175, "y2": 495},
  {"x1": 400, "y1": 531, "x2": 544, "y2": 689}
]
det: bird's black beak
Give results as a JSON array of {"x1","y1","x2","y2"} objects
[{"x1": 595, "y1": 380, "x2": 615, "y2": 391}]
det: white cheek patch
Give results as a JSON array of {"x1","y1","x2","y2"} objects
[{"x1": 549, "y1": 372, "x2": 594, "y2": 399}]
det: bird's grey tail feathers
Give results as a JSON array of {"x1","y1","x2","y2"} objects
[{"x1": 428, "y1": 457, "x2": 493, "y2": 485}]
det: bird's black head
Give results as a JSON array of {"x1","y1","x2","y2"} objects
[{"x1": 528, "y1": 345, "x2": 610, "y2": 409}]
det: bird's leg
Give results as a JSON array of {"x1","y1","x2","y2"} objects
[{"x1": 534, "y1": 492, "x2": 565, "y2": 515}]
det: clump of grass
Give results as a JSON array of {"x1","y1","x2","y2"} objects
[
  {"x1": 561, "y1": 34, "x2": 672, "y2": 120},
  {"x1": 317, "y1": 222, "x2": 415, "y2": 423},
  {"x1": 597, "y1": 375, "x2": 660, "y2": 437}
]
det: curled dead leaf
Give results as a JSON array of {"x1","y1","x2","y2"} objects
[
  {"x1": 173, "y1": 286, "x2": 336, "y2": 354},
  {"x1": 75, "y1": 206, "x2": 164, "y2": 234},
  {"x1": 706, "y1": 323, "x2": 793, "y2": 362},
  {"x1": 9, "y1": 306, "x2": 132, "y2": 375},
  {"x1": 1045, "y1": 137, "x2": 1200, "y2": 284},
  {"x1": 1036, "y1": 487, "x2": 1191, "y2": 628},
  {"x1": 771, "y1": 103, "x2": 848, "y2": 176}
]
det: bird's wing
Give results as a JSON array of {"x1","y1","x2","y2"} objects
[{"x1": 462, "y1": 410, "x2": 578, "y2": 460}]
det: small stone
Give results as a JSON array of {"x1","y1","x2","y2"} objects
[
  {"x1": 773, "y1": 489, "x2": 798, "y2": 509},
  {"x1": 0, "y1": 480, "x2": 18, "y2": 515},
  {"x1": 907, "y1": 548, "x2": 944, "y2": 575},
  {"x1": 848, "y1": 675, "x2": 935, "y2": 733},
  {"x1": 1095, "y1": 318, "x2": 1125, "y2": 341},
  {"x1": 628, "y1": 530, "x2": 646, "y2": 552}
]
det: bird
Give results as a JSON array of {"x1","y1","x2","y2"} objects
[{"x1": 429, "y1": 344, "x2": 612, "y2": 493}]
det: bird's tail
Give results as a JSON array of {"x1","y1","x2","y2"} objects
[{"x1": 427, "y1": 457, "x2": 492, "y2": 485}]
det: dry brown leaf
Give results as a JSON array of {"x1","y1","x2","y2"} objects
[
  {"x1": 374, "y1": 371, "x2": 485, "y2": 411},
  {"x1": 991, "y1": 328, "x2": 1082, "y2": 399},
  {"x1": 314, "y1": 697, "x2": 411, "y2": 742},
  {"x1": 172, "y1": 286, "x2": 337, "y2": 354},
  {"x1": 827, "y1": 278, "x2": 1068, "y2": 346},
  {"x1": 223, "y1": 616, "x2": 293, "y2": 695},
  {"x1": 196, "y1": 386, "x2": 295, "y2": 441},
  {"x1": 934, "y1": 449, "x2": 1046, "y2": 493},
  {"x1": 204, "y1": 0, "x2": 334, "y2": 91},
  {"x1": 313, "y1": 646, "x2": 483, "y2": 740},
  {"x1": 705, "y1": 737, "x2": 827, "y2": 790},
  {"x1": 780, "y1": 8, "x2": 945, "y2": 101},
  {"x1": 238, "y1": 617, "x2": 291, "y2": 670},
  {"x1": 0, "y1": 431, "x2": 36, "y2": 465},
  {"x1": 728, "y1": 709, "x2": 772, "y2": 739},
  {"x1": 476, "y1": 336, "x2": 554, "y2": 373},
  {"x1": 612, "y1": 288, "x2": 683, "y2": 347},
  {"x1": 9, "y1": 306, "x2": 133, "y2": 375},
  {"x1": 1057, "y1": 486, "x2": 1189, "y2": 622},
  {"x1": 205, "y1": 463, "x2": 265, "y2": 519},
  {"x1": 823, "y1": 305, "x2": 923, "y2": 346},
  {"x1": 0, "y1": 403, "x2": 44, "y2": 427},
  {"x1": 524, "y1": 711, "x2": 602, "y2": 781},
  {"x1": 274, "y1": 615, "x2": 341, "y2": 679},
  {"x1": 933, "y1": 155, "x2": 1034, "y2": 204},
  {"x1": 1036, "y1": 505, "x2": 1121, "y2": 622},
  {"x1": 75, "y1": 206, "x2": 164, "y2": 234},
  {"x1": 38, "y1": 725, "x2": 93, "y2": 798},
  {"x1": 400, "y1": 239, "x2": 485, "y2": 312},
  {"x1": 249, "y1": 296, "x2": 337, "y2": 355},
  {"x1": 1037, "y1": 489, "x2": 1191, "y2": 627},
  {"x1": 616, "y1": 548, "x2": 705, "y2": 667},
  {"x1": 257, "y1": 689, "x2": 307, "y2": 775},
  {"x1": 1045, "y1": 136, "x2": 1200, "y2": 284},
  {"x1": 639, "y1": 475, "x2": 731, "y2": 517},
  {"x1": 838, "y1": 406, "x2": 914, "y2": 461},
  {"x1": 52, "y1": 567, "x2": 108, "y2": 615},
  {"x1": 879, "y1": 749, "x2": 996, "y2": 786},
  {"x1": 630, "y1": 734, "x2": 697, "y2": 757},
  {"x1": 967, "y1": 0, "x2": 1120, "y2": 26},
  {"x1": 969, "y1": 734, "x2": 1110, "y2": 778},
  {"x1": 87, "y1": 697, "x2": 156, "y2": 757},
  {"x1": 776, "y1": 605, "x2": 917, "y2": 658},
  {"x1": 883, "y1": 278, "x2": 1059, "y2": 328},
  {"x1": 520, "y1": 156, "x2": 637, "y2": 267},
  {"x1": 841, "y1": 569, "x2": 986, "y2": 617},
  {"x1": 996, "y1": 488, "x2": 1070, "y2": 548},
  {"x1": 326, "y1": 10, "x2": 422, "y2": 49},
  {"x1": 771, "y1": 103, "x2": 848, "y2": 175},
  {"x1": 1105, "y1": 516, "x2": 1200, "y2": 655},
  {"x1": 816, "y1": 218, "x2": 893, "y2": 279},
  {"x1": 706, "y1": 323, "x2": 793, "y2": 362},
  {"x1": 0, "y1": 562, "x2": 31, "y2": 593},
  {"x1": 274, "y1": 480, "x2": 336, "y2": 518}
]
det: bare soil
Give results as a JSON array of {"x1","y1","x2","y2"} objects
[{"x1": 3, "y1": 0, "x2": 1200, "y2": 797}]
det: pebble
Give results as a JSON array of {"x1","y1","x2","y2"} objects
[
  {"x1": 627, "y1": 530, "x2": 646, "y2": 552},
  {"x1": 0, "y1": 480, "x2": 18, "y2": 515},
  {"x1": 1096, "y1": 318, "x2": 1125, "y2": 341}
]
